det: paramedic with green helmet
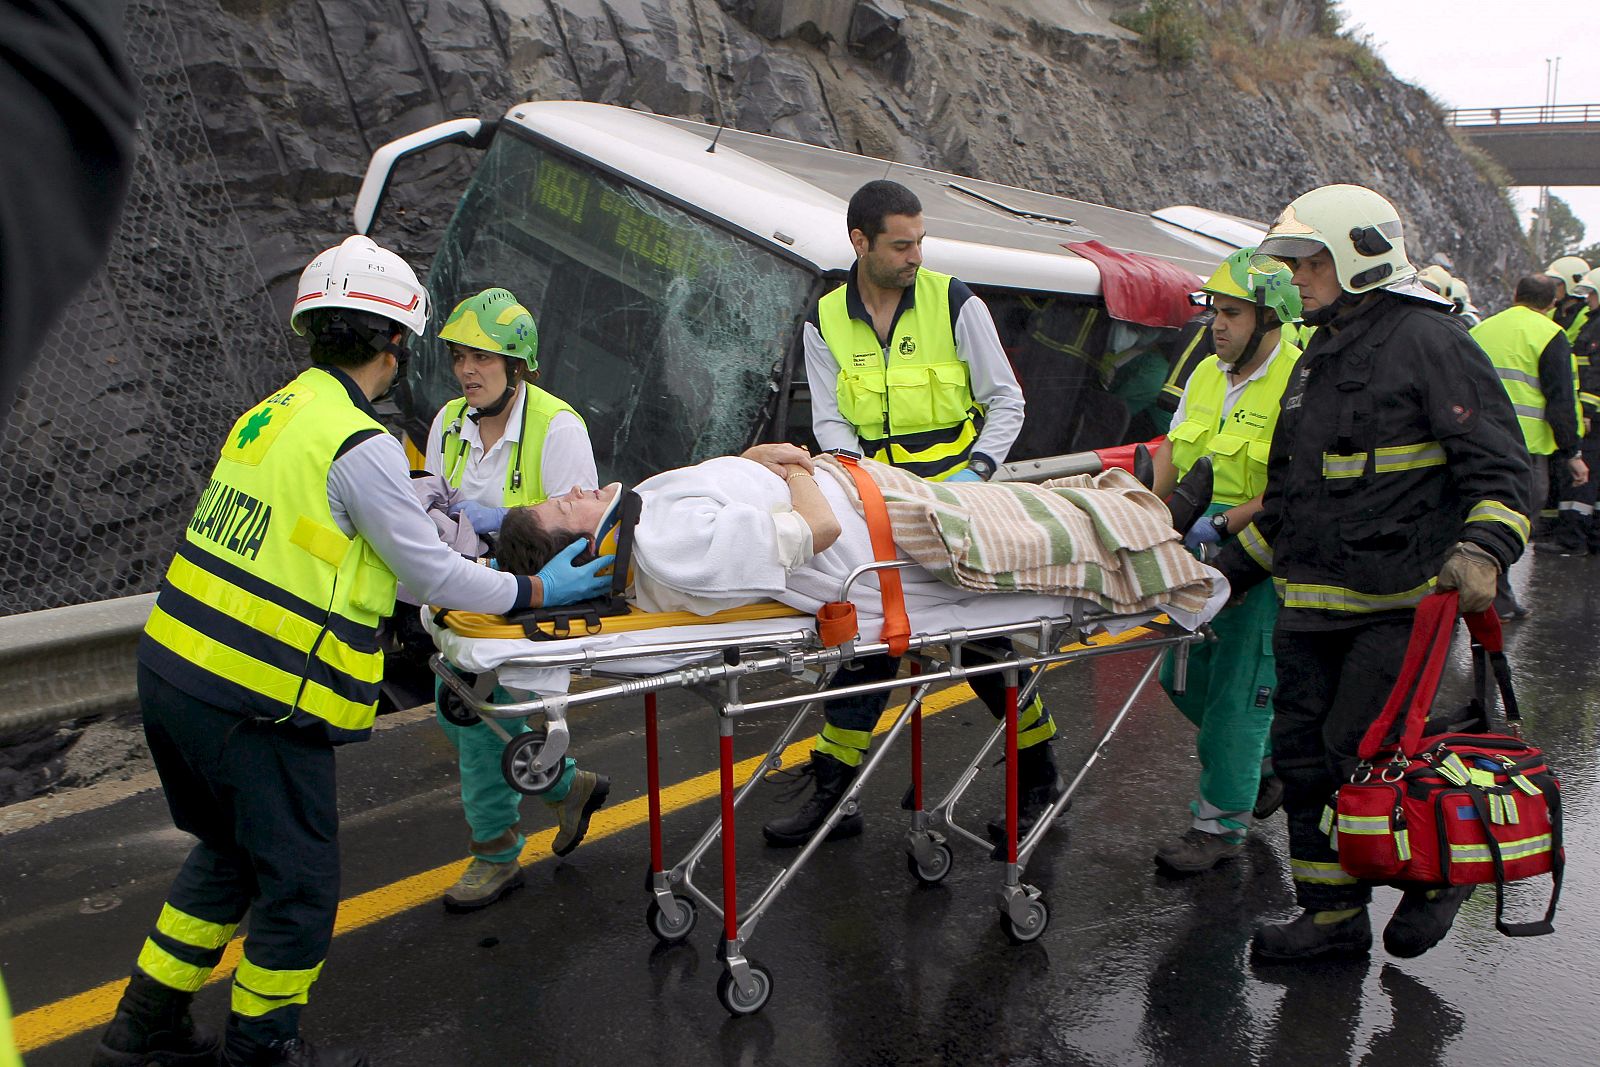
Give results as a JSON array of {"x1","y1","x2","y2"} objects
[
  {"x1": 1149, "y1": 249, "x2": 1303, "y2": 873},
  {"x1": 423, "y1": 287, "x2": 609, "y2": 911}
]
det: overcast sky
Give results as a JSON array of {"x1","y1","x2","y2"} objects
[{"x1": 1335, "y1": 0, "x2": 1599, "y2": 255}]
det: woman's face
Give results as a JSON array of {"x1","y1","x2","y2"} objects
[
  {"x1": 450, "y1": 346, "x2": 510, "y2": 406},
  {"x1": 527, "y1": 483, "x2": 621, "y2": 542}
]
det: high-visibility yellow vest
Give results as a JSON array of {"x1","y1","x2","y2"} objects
[
  {"x1": 1471, "y1": 305, "x2": 1564, "y2": 455},
  {"x1": 438, "y1": 385, "x2": 584, "y2": 505},
  {"x1": 817, "y1": 268, "x2": 980, "y2": 480},
  {"x1": 1167, "y1": 342, "x2": 1302, "y2": 506},
  {"x1": 142, "y1": 367, "x2": 398, "y2": 742},
  {"x1": 1565, "y1": 305, "x2": 1590, "y2": 345}
]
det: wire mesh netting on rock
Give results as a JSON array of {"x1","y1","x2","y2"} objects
[{"x1": 0, "y1": 0, "x2": 296, "y2": 615}]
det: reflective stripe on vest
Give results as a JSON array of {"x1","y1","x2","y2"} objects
[
  {"x1": 144, "y1": 367, "x2": 397, "y2": 739},
  {"x1": 439, "y1": 385, "x2": 585, "y2": 506},
  {"x1": 1167, "y1": 343, "x2": 1301, "y2": 506},
  {"x1": 817, "y1": 268, "x2": 979, "y2": 480},
  {"x1": 1471, "y1": 305, "x2": 1564, "y2": 455}
]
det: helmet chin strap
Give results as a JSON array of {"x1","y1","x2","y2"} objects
[
  {"x1": 1302, "y1": 290, "x2": 1360, "y2": 327},
  {"x1": 467, "y1": 358, "x2": 520, "y2": 422},
  {"x1": 1218, "y1": 307, "x2": 1274, "y2": 374}
]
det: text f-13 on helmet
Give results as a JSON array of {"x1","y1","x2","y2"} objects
[{"x1": 289, "y1": 234, "x2": 430, "y2": 338}]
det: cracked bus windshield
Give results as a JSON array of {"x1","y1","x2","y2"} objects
[{"x1": 415, "y1": 134, "x2": 817, "y2": 484}]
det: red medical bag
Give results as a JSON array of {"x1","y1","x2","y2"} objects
[{"x1": 1330, "y1": 592, "x2": 1562, "y2": 937}]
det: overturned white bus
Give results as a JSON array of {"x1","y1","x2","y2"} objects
[{"x1": 354, "y1": 101, "x2": 1261, "y2": 482}]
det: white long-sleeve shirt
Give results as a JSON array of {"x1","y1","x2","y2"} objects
[
  {"x1": 803, "y1": 269, "x2": 1025, "y2": 464},
  {"x1": 422, "y1": 384, "x2": 598, "y2": 505}
]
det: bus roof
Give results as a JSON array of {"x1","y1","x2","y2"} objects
[{"x1": 502, "y1": 101, "x2": 1241, "y2": 295}]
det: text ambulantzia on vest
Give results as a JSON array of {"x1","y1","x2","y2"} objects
[
  {"x1": 142, "y1": 367, "x2": 399, "y2": 743},
  {"x1": 818, "y1": 267, "x2": 981, "y2": 481}
]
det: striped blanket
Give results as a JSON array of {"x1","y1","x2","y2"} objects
[{"x1": 815, "y1": 456, "x2": 1213, "y2": 616}]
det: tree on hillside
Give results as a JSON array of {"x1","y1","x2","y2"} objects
[{"x1": 1530, "y1": 195, "x2": 1586, "y2": 265}]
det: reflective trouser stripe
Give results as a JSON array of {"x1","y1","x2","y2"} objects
[
  {"x1": 1373, "y1": 441, "x2": 1447, "y2": 473},
  {"x1": 1291, "y1": 859, "x2": 1358, "y2": 885},
  {"x1": 1276, "y1": 578, "x2": 1435, "y2": 612},
  {"x1": 1560, "y1": 501, "x2": 1595, "y2": 516},
  {"x1": 1466, "y1": 499, "x2": 1531, "y2": 544},
  {"x1": 231, "y1": 955, "x2": 325, "y2": 1018},
  {"x1": 1321, "y1": 452, "x2": 1367, "y2": 479},
  {"x1": 815, "y1": 723, "x2": 873, "y2": 767},
  {"x1": 1448, "y1": 833, "x2": 1551, "y2": 864},
  {"x1": 135, "y1": 903, "x2": 241, "y2": 993},
  {"x1": 1239, "y1": 523, "x2": 1273, "y2": 569},
  {"x1": 1016, "y1": 696, "x2": 1056, "y2": 750}
]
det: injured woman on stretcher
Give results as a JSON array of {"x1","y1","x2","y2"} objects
[{"x1": 457, "y1": 443, "x2": 1228, "y2": 664}]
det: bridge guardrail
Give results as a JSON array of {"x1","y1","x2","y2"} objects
[{"x1": 1447, "y1": 104, "x2": 1600, "y2": 127}]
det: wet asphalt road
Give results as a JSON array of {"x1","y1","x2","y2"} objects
[{"x1": 3, "y1": 550, "x2": 1598, "y2": 1067}]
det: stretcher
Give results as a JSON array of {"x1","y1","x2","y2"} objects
[{"x1": 425, "y1": 561, "x2": 1211, "y2": 1016}]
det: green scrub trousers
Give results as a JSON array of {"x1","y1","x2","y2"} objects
[
  {"x1": 1159, "y1": 526, "x2": 1279, "y2": 839},
  {"x1": 436, "y1": 677, "x2": 576, "y2": 863}
]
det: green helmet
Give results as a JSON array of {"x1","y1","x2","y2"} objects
[
  {"x1": 1201, "y1": 248, "x2": 1302, "y2": 325},
  {"x1": 439, "y1": 288, "x2": 539, "y2": 368}
]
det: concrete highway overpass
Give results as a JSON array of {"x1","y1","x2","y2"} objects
[{"x1": 1448, "y1": 104, "x2": 1600, "y2": 186}]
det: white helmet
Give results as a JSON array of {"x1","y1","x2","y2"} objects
[
  {"x1": 1256, "y1": 184, "x2": 1423, "y2": 296},
  {"x1": 1573, "y1": 268, "x2": 1600, "y2": 298},
  {"x1": 290, "y1": 235, "x2": 429, "y2": 337},
  {"x1": 1544, "y1": 256, "x2": 1591, "y2": 289},
  {"x1": 1416, "y1": 264, "x2": 1454, "y2": 295}
]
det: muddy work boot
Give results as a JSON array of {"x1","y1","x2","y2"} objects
[
  {"x1": 762, "y1": 753, "x2": 863, "y2": 847},
  {"x1": 1252, "y1": 907, "x2": 1372, "y2": 962},
  {"x1": 985, "y1": 743, "x2": 1065, "y2": 848},
  {"x1": 1383, "y1": 885, "x2": 1474, "y2": 958},
  {"x1": 223, "y1": 1035, "x2": 369, "y2": 1066},
  {"x1": 92, "y1": 970, "x2": 219, "y2": 1066},
  {"x1": 1154, "y1": 828, "x2": 1244, "y2": 874},
  {"x1": 548, "y1": 770, "x2": 611, "y2": 857},
  {"x1": 442, "y1": 857, "x2": 525, "y2": 912}
]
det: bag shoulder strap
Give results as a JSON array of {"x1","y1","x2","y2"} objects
[
  {"x1": 835, "y1": 454, "x2": 911, "y2": 656},
  {"x1": 1358, "y1": 591, "x2": 1457, "y2": 761}
]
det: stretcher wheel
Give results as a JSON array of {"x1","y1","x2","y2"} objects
[
  {"x1": 645, "y1": 895, "x2": 697, "y2": 944},
  {"x1": 905, "y1": 843, "x2": 953, "y2": 885},
  {"x1": 437, "y1": 688, "x2": 480, "y2": 727},
  {"x1": 1000, "y1": 897, "x2": 1050, "y2": 945},
  {"x1": 501, "y1": 728, "x2": 561, "y2": 795},
  {"x1": 716, "y1": 963, "x2": 774, "y2": 1016}
]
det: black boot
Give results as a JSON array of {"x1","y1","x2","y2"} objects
[
  {"x1": 761, "y1": 753, "x2": 863, "y2": 847},
  {"x1": 1383, "y1": 885, "x2": 1473, "y2": 958},
  {"x1": 224, "y1": 1036, "x2": 369, "y2": 1066},
  {"x1": 91, "y1": 971, "x2": 219, "y2": 1067},
  {"x1": 985, "y1": 742, "x2": 1065, "y2": 847},
  {"x1": 1252, "y1": 907, "x2": 1372, "y2": 962}
]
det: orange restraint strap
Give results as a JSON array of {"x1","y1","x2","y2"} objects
[{"x1": 828, "y1": 455, "x2": 910, "y2": 656}]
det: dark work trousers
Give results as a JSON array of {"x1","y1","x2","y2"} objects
[
  {"x1": 819, "y1": 640, "x2": 1054, "y2": 758},
  {"x1": 137, "y1": 664, "x2": 340, "y2": 1047},
  {"x1": 1496, "y1": 453, "x2": 1547, "y2": 615},
  {"x1": 1552, "y1": 432, "x2": 1600, "y2": 554},
  {"x1": 1271, "y1": 618, "x2": 1413, "y2": 910}
]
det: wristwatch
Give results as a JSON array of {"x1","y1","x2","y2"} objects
[
  {"x1": 1209, "y1": 513, "x2": 1231, "y2": 537},
  {"x1": 966, "y1": 452, "x2": 997, "y2": 481}
]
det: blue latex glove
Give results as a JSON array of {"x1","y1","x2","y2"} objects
[
  {"x1": 536, "y1": 538, "x2": 616, "y2": 606},
  {"x1": 1183, "y1": 515, "x2": 1224, "y2": 551},
  {"x1": 447, "y1": 499, "x2": 506, "y2": 536},
  {"x1": 945, "y1": 468, "x2": 983, "y2": 483}
]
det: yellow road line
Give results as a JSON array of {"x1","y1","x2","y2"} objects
[{"x1": 13, "y1": 626, "x2": 1154, "y2": 1052}]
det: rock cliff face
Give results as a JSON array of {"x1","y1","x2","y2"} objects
[{"x1": 4, "y1": 0, "x2": 1527, "y2": 614}]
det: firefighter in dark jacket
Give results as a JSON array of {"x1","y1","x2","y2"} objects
[
  {"x1": 1215, "y1": 184, "x2": 1533, "y2": 962},
  {"x1": 1553, "y1": 269, "x2": 1600, "y2": 554}
]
